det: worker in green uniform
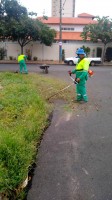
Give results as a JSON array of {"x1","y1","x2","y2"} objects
[
  {"x1": 18, "y1": 54, "x2": 28, "y2": 74},
  {"x1": 69, "y1": 48, "x2": 90, "y2": 102}
]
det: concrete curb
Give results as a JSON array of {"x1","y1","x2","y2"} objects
[
  {"x1": 0, "y1": 60, "x2": 112, "y2": 66},
  {"x1": 0, "y1": 60, "x2": 64, "y2": 65}
]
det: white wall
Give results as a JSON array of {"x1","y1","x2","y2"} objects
[
  {"x1": 74, "y1": 25, "x2": 85, "y2": 32},
  {"x1": 32, "y1": 41, "x2": 103, "y2": 60},
  {"x1": 0, "y1": 41, "x2": 103, "y2": 61}
]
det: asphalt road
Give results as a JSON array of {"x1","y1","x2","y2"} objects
[{"x1": 1, "y1": 64, "x2": 112, "y2": 200}]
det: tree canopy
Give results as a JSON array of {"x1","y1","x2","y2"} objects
[
  {"x1": 81, "y1": 16, "x2": 112, "y2": 62},
  {"x1": 0, "y1": 0, "x2": 27, "y2": 20},
  {"x1": 0, "y1": 0, "x2": 56, "y2": 54},
  {"x1": 5, "y1": 17, "x2": 40, "y2": 53},
  {"x1": 38, "y1": 21, "x2": 56, "y2": 46}
]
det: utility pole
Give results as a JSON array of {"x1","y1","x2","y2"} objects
[
  {"x1": 73, "y1": 0, "x2": 75, "y2": 17},
  {"x1": 59, "y1": 0, "x2": 62, "y2": 63}
]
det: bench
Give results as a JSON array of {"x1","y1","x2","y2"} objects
[{"x1": 40, "y1": 64, "x2": 49, "y2": 74}]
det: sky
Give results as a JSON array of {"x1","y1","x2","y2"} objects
[{"x1": 20, "y1": 0, "x2": 112, "y2": 18}]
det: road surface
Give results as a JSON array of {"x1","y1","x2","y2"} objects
[{"x1": 1, "y1": 64, "x2": 112, "y2": 200}]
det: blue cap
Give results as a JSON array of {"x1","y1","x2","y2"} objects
[{"x1": 76, "y1": 48, "x2": 85, "y2": 55}]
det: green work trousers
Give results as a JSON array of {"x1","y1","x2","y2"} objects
[
  {"x1": 19, "y1": 60, "x2": 28, "y2": 74},
  {"x1": 76, "y1": 72, "x2": 88, "y2": 102}
]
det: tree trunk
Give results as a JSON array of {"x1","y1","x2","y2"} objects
[
  {"x1": 102, "y1": 44, "x2": 106, "y2": 64},
  {"x1": 21, "y1": 46, "x2": 24, "y2": 54}
]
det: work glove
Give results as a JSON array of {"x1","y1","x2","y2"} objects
[
  {"x1": 75, "y1": 78, "x2": 80, "y2": 83},
  {"x1": 68, "y1": 70, "x2": 72, "y2": 76}
]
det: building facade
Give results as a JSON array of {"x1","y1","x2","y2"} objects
[
  {"x1": 36, "y1": 13, "x2": 103, "y2": 60},
  {"x1": 52, "y1": 0, "x2": 75, "y2": 17},
  {"x1": 0, "y1": 13, "x2": 105, "y2": 61}
]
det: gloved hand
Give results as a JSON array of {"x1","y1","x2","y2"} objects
[
  {"x1": 68, "y1": 70, "x2": 72, "y2": 76},
  {"x1": 75, "y1": 78, "x2": 80, "y2": 83}
]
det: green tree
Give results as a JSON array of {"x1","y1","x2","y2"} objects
[
  {"x1": 0, "y1": 0, "x2": 5, "y2": 18},
  {"x1": 0, "y1": 0, "x2": 28, "y2": 41},
  {"x1": 0, "y1": 0, "x2": 27, "y2": 20},
  {"x1": 80, "y1": 45, "x2": 90, "y2": 57},
  {"x1": 39, "y1": 22, "x2": 56, "y2": 46},
  {"x1": 81, "y1": 16, "x2": 112, "y2": 63},
  {"x1": 6, "y1": 17, "x2": 40, "y2": 54},
  {"x1": 5, "y1": 0, "x2": 27, "y2": 20},
  {"x1": 5, "y1": 17, "x2": 56, "y2": 54},
  {"x1": 0, "y1": 19, "x2": 6, "y2": 39},
  {"x1": 0, "y1": 0, "x2": 56, "y2": 55}
]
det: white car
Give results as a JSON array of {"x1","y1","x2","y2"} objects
[{"x1": 64, "y1": 56, "x2": 102, "y2": 66}]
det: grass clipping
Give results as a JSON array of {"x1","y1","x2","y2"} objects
[{"x1": 0, "y1": 72, "x2": 75, "y2": 198}]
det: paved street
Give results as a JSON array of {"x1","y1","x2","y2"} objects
[{"x1": 1, "y1": 64, "x2": 112, "y2": 199}]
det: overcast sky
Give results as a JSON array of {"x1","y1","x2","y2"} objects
[{"x1": 20, "y1": 0, "x2": 112, "y2": 18}]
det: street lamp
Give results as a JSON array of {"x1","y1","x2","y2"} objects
[{"x1": 59, "y1": 0, "x2": 62, "y2": 63}]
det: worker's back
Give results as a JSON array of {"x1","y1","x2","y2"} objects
[{"x1": 18, "y1": 55, "x2": 25, "y2": 62}]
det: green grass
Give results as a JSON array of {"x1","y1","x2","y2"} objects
[{"x1": 0, "y1": 72, "x2": 75, "y2": 199}]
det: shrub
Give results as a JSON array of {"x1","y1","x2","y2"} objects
[
  {"x1": 9, "y1": 56, "x2": 13, "y2": 60},
  {"x1": 26, "y1": 49, "x2": 32, "y2": 60},
  {"x1": 33, "y1": 56, "x2": 38, "y2": 61},
  {"x1": 80, "y1": 45, "x2": 90, "y2": 57},
  {"x1": 62, "y1": 49, "x2": 65, "y2": 61},
  {"x1": 0, "y1": 48, "x2": 7, "y2": 60}
]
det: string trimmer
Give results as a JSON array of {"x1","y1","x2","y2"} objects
[{"x1": 47, "y1": 72, "x2": 78, "y2": 100}]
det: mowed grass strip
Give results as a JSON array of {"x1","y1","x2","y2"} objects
[{"x1": 0, "y1": 72, "x2": 75, "y2": 198}]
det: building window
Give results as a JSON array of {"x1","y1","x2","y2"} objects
[{"x1": 62, "y1": 27, "x2": 75, "y2": 31}]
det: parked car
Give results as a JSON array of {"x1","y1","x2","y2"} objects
[{"x1": 64, "y1": 56, "x2": 102, "y2": 66}]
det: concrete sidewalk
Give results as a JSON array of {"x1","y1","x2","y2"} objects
[
  {"x1": 27, "y1": 100, "x2": 85, "y2": 200},
  {"x1": 27, "y1": 97, "x2": 112, "y2": 200},
  {"x1": 0, "y1": 60, "x2": 64, "y2": 65}
]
